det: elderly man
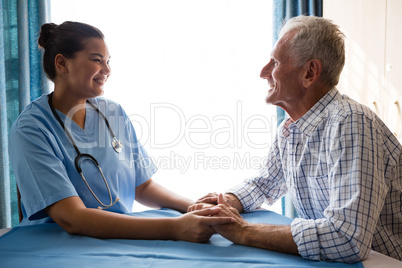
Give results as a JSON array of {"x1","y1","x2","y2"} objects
[{"x1": 189, "y1": 16, "x2": 402, "y2": 263}]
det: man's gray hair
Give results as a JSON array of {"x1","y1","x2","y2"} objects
[{"x1": 279, "y1": 16, "x2": 345, "y2": 88}]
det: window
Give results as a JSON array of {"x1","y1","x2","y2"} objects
[{"x1": 51, "y1": 0, "x2": 280, "y2": 213}]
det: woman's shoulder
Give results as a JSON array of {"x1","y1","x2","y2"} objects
[{"x1": 12, "y1": 95, "x2": 51, "y2": 128}]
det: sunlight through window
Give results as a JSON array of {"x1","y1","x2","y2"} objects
[{"x1": 51, "y1": 0, "x2": 280, "y2": 213}]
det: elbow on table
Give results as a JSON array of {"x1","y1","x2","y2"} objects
[
  {"x1": 58, "y1": 219, "x2": 82, "y2": 236},
  {"x1": 51, "y1": 212, "x2": 90, "y2": 237},
  {"x1": 61, "y1": 222, "x2": 102, "y2": 238},
  {"x1": 333, "y1": 239, "x2": 371, "y2": 263},
  {"x1": 346, "y1": 249, "x2": 370, "y2": 263}
]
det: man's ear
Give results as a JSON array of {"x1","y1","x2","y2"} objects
[
  {"x1": 54, "y1": 54, "x2": 69, "y2": 75},
  {"x1": 302, "y1": 59, "x2": 322, "y2": 88}
]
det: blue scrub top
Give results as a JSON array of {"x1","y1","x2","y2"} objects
[{"x1": 9, "y1": 94, "x2": 157, "y2": 225}]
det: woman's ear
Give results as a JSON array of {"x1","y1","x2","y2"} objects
[
  {"x1": 54, "y1": 54, "x2": 69, "y2": 75},
  {"x1": 302, "y1": 59, "x2": 322, "y2": 88}
]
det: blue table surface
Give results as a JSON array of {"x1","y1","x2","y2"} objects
[{"x1": 0, "y1": 209, "x2": 363, "y2": 268}]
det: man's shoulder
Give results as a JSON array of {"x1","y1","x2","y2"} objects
[{"x1": 326, "y1": 93, "x2": 376, "y2": 122}]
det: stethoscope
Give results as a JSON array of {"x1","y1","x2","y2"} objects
[{"x1": 48, "y1": 92, "x2": 122, "y2": 209}]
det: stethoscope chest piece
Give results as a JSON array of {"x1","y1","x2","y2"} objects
[{"x1": 112, "y1": 137, "x2": 123, "y2": 153}]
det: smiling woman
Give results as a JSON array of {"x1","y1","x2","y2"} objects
[
  {"x1": 54, "y1": 38, "x2": 111, "y2": 100},
  {"x1": 50, "y1": 0, "x2": 281, "y2": 213}
]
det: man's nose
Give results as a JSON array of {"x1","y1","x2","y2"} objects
[{"x1": 260, "y1": 62, "x2": 271, "y2": 79}]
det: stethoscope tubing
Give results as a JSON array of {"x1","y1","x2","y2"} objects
[{"x1": 48, "y1": 93, "x2": 120, "y2": 209}]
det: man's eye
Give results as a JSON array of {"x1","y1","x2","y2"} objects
[{"x1": 92, "y1": 59, "x2": 101, "y2": 62}]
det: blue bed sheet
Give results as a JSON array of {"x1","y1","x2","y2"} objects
[{"x1": 0, "y1": 209, "x2": 363, "y2": 267}]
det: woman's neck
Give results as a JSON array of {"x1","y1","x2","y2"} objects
[{"x1": 51, "y1": 90, "x2": 87, "y2": 129}]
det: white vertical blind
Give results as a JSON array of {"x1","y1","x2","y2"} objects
[{"x1": 51, "y1": 0, "x2": 280, "y2": 213}]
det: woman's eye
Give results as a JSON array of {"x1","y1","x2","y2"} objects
[{"x1": 92, "y1": 59, "x2": 101, "y2": 62}]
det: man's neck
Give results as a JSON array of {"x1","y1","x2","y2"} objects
[{"x1": 282, "y1": 85, "x2": 331, "y2": 122}]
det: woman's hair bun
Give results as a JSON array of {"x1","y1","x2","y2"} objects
[
  {"x1": 38, "y1": 23, "x2": 58, "y2": 48},
  {"x1": 38, "y1": 21, "x2": 104, "y2": 81}
]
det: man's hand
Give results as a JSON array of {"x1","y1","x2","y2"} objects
[
  {"x1": 212, "y1": 194, "x2": 299, "y2": 255},
  {"x1": 187, "y1": 192, "x2": 219, "y2": 212},
  {"x1": 211, "y1": 194, "x2": 249, "y2": 244},
  {"x1": 187, "y1": 192, "x2": 244, "y2": 213}
]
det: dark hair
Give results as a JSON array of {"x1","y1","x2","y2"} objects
[{"x1": 38, "y1": 21, "x2": 104, "y2": 81}]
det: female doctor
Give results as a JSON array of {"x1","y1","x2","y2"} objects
[{"x1": 8, "y1": 21, "x2": 233, "y2": 242}]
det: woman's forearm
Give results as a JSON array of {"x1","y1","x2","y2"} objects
[
  {"x1": 45, "y1": 195, "x2": 234, "y2": 242},
  {"x1": 135, "y1": 179, "x2": 193, "y2": 213},
  {"x1": 46, "y1": 196, "x2": 177, "y2": 239},
  {"x1": 69, "y1": 208, "x2": 177, "y2": 239}
]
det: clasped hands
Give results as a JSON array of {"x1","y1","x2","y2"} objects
[{"x1": 187, "y1": 193, "x2": 249, "y2": 245}]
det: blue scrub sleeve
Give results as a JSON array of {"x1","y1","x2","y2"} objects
[{"x1": 9, "y1": 123, "x2": 78, "y2": 221}]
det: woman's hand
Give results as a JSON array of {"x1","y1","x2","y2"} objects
[{"x1": 173, "y1": 206, "x2": 235, "y2": 243}]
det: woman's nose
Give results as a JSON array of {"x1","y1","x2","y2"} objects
[{"x1": 102, "y1": 63, "x2": 111, "y2": 76}]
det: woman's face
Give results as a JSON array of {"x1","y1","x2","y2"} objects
[{"x1": 63, "y1": 38, "x2": 111, "y2": 99}]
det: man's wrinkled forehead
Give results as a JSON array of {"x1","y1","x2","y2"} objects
[{"x1": 271, "y1": 30, "x2": 297, "y2": 57}]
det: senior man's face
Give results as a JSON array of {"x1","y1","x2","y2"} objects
[{"x1": 260, "y1": 32, "x2": 304, "y2": 109}]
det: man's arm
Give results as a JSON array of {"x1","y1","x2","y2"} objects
[
  {"x1": 290, "y1": 112, "x2": 390, "y2": 263},
  {"x1": 213, "y1": 194, "x2": 299, "y2": 255}
]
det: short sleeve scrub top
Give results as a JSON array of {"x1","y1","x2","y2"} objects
[{"x1": 9, "y1": 94, "x2": 157, "y2": 226}]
